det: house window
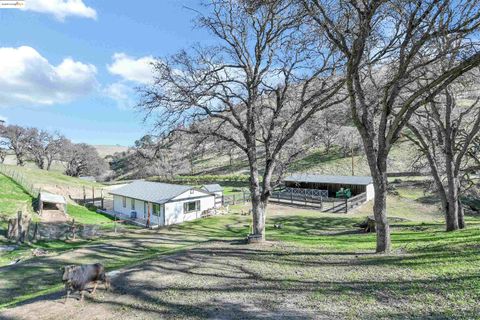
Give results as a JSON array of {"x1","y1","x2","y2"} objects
[
  {"x1": 183, "y1": 200, "x2": 200, "y2": 213},
  {"x1": 131, "y1": 199, "x2": 135, "y2": 211},
  {"x1": 122, "y1": 196, "x2": 126, "y2": 208}
]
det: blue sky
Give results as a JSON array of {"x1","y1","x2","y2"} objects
[{"x1": 0, "y1": 0, "x2": 209, "y2": 146}]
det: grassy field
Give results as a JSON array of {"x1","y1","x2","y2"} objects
[
  {"x1": 0, "y1": 174, "x2": 33, "y2": 219},
  {"x1": 0, "y1": 172, "x2": 116, "y2": 268},
  {"x1": 1, "y1": 159, "x2": 479, "y2": 318},
  {"x1": 0, "y1": 164, "x2": 103, "y2": 188},
  {"x1": 0, "y1": 182, "x2": 479, "y2": 318},
  {"x1": 192, "y1": 139, "x2": 419, "y2": 177}
]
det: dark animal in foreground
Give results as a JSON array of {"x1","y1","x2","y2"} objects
[{"x1": 62, "y1": 263, "x2": 110, "y2": 303}]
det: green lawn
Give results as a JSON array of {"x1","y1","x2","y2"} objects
[
  {"x1": 66, "y1": 204, "x2": 115, "y2": 225},
  {"x1": 2, "y1": 202, "x2": 479, "y2": 316},
  {"x1": 1, "y1": 172, "x2": 479, "y2": 317}
]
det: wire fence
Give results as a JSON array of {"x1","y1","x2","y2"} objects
[{"x1": 0, "y1": 164, "x2": 41, "y2": 198}]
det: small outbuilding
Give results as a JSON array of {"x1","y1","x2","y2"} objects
[
  {"x1": 39, "y1": 192, "x2": 67, "y2": 215},
  {"x1": 109, "y1": 180, "x2": 216, "y2": 227},
  {"x1": 201, "y1": 184, "x2": 223, "y2": 208},
  {"x1": 283, "y1": 174, "x2": 375, "y2": 201}
]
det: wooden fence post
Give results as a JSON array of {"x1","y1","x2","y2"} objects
[
  {"x1": 83, "y1": 186, "x2": 86, "y2": 204},
  {"x1": 304, "y1": 189, "x2": 307, "y2": 207},
  {"x1": 233, "y1": 194, "x2": 236, "y2": 205},
  {"x1": 92, "y1": 187, "x2": 95, "y2": 207},
  {"x1": 101, "y1": 189, "x2": 104, "y2": 209}
]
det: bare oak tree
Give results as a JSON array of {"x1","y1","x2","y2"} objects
[
  {"x1": 139, "y1": 0, "x2": 345, "y2": 241},
  {"x1": 303, "y1": 0, "x2": 480, "y2": 252},
  {"x1": 62, "y1": 142, "x2": 107, "y2": 177},
  {"x1": 28, "y1": 130, "x2": 68, "y2": 170},
  {"x1": 0, "y1": 124, "x2": 36, "y2": 166},
  {"x1": 406, "y1": 74, "x2": 480, "y2": 231}
]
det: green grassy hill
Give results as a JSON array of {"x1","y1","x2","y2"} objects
[
  {"x1": 191, "y1": 139, "x2": 419, "y2": 177},
  {"x1": 0, "y1": 164, "x2": 102, "y2": 188},
  {"x1": 0, "y1": 175, "x2": 33, "y2": 225}
]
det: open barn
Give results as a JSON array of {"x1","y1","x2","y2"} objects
[{"x1": 283, "y1": 174, "x2": 375, "y2": 200}]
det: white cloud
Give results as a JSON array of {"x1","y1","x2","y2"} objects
[
  {"x1": 23, "y1": 0, "x2": 97, "y2": 21},
  {"x1": 104, "y1": 82, "x2": 135, "y2": 110},
  {"x1": 107, "y1": 53, "x2": 155, "y2": 84},
  {"x1": 0, "y1": 46, "x2": 98, "y2": 107}
]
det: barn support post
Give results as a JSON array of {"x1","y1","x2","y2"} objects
[
  {"x1": 83, "y1": 186, "x2": 86, "y2": 205},
  {"x1": 290, "y1": 190, "x2": 293, "y2": 204},
  {"x1": 101, "y1": 189, "x2": 104, "y2": 209},
  {"x1": 304, "y1": 189, "x2": 307, "y2": 206},
  {"x1": 92, "y1": 187, "x2": 95, "y2": 207}
]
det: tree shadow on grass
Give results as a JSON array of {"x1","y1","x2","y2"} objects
[{"x1": 2, "y1": 240, "x2": 479, "y2": 319}]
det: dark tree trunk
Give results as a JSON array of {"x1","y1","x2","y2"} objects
[
  {"x1": 248, "y1": 157, "x2": 266, "y2": 241},
  {"x1": 371, "y1": 175, "x2": 391, "y2": 253},
  {"x1": 458, "y1": 197, "x2": 465, "y2": 229},
  {"x1": 250, "y1": 191, "x2": 266, "y2": 240},
  {"x1": 365, "y1": 145, "x2": 391, "y2": 253},
  {"x1": 46, "y1": 160, "x2": 53, "y2": 171}
]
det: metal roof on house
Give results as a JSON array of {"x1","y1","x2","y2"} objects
[
  {"x1": 284, "y1": 174, "x2": 373, "y2": 186},
  {"x1": 202, "y1": 184, "x2": 223, "y2": 193},
  {"x1": 109, "y1": 180, "x2": 201, "y2": 204},
  {"x1": 40, "y1": 192, "x2": 66, "y2": 204}
]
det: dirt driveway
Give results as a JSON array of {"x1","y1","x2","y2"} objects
[{"x1": 0, "y1": 241, "x2": 351, "y2": 320}]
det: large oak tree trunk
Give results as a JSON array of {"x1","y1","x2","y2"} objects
[
  {"x1": 250, "y1": 191, "x2": 266, "y2": 241},
  {"x1": 364, "y1": 143, "x2": 391, "y2": 253},
  {"x1": 248, "y1": 151, "x2": 266, "y2": 241},
  {"x1": 371, "y1": 174, "x2": 391, "y2": 253},
  {"x1": 445, "y1": 162, "x2": 460, "y2": 231}
]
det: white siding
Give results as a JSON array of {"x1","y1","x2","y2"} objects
[
  {"x1": 164, "y1": 191, "x2": 215, "y2": 225},
  {"x1": 112, "y1": 195, "x2": 149, "y2": 219},
  {"x1": 366, "y1": 184, "x2": 375, "y2": 201},
  {"x1": 171, "y1": 189, "x2": 211, "y2": 200},
  {"x1": 113, "y1": 189, "x2": 215, "y2": 226},
  {"x1": 113, "y1": 195, "x2": 131, "y2": 216}
]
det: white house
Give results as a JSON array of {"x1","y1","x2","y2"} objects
[
  {"x1": 109, "y1": 180, "x2": 216, "y2": 227},
  {"x1": 201, "y1": 184, "x2": 223, "y2": 208}
]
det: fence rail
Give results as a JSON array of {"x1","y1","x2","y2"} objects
[{"x1": 270, "y1": 187, "x2": 368, "y2": 213}]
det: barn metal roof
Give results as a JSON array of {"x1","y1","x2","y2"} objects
[
  {"x1": 284, "y1": 174, "x2": 373, "y2": 186},
  {"x1": 40, "y1": 192, "x2": 66, "y2": 204},
  {"x1": 202, "y1": 184, "x2": 223, "y2": 193},
  {"x1": 109, "y1": 180, "x2": 203, "y2": 204}
]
